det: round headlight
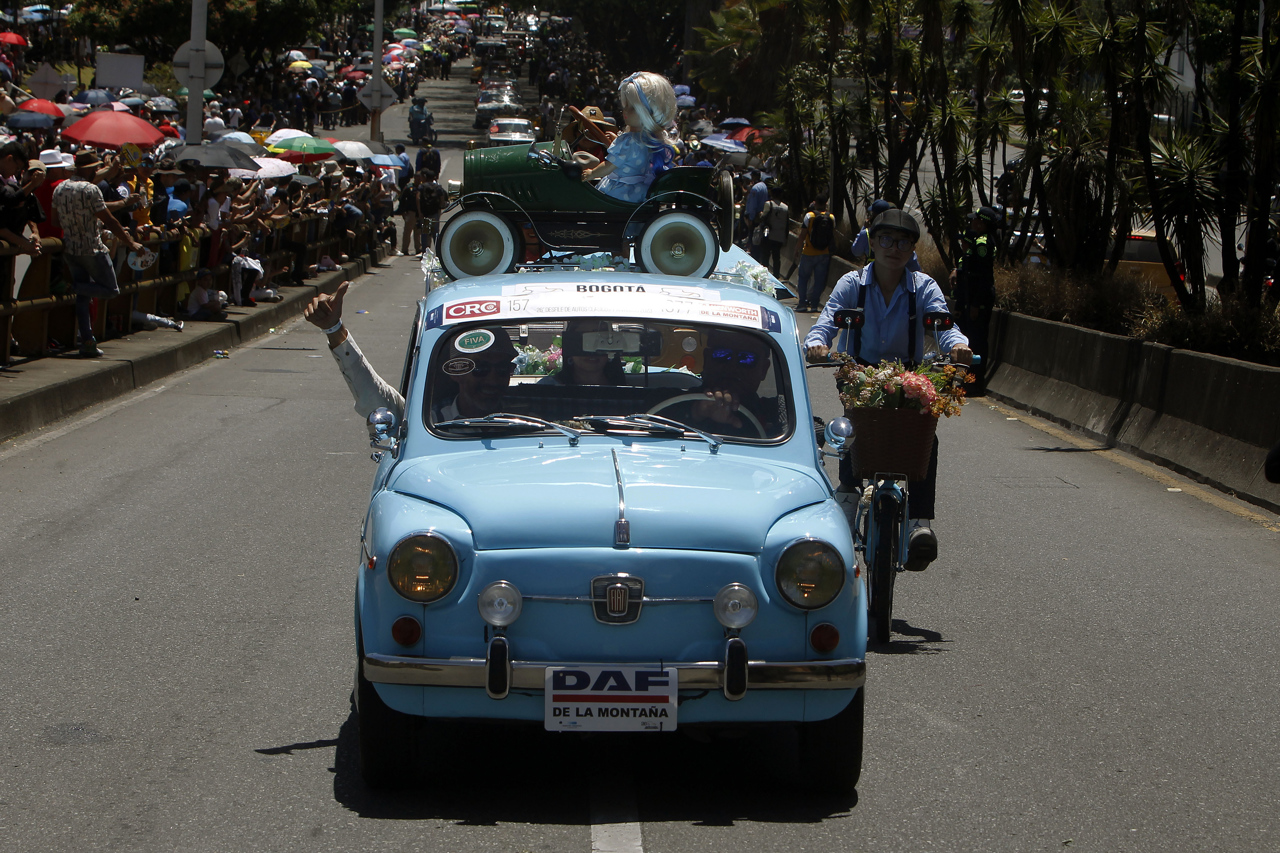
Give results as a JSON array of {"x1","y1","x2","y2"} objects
[
  {"x1": 478, "y1": 580, "x2": 523, "y2": 627},
  {"x1": 713, "y1": 583, "x2": 758, "y2": 629},
  {"x1": 775, "y1": 539, "x2": 845, "y2": 610},
  {"x1": 386, "y1": 534, "x2": 458, "y2": 602}
]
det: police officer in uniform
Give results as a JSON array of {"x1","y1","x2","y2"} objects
[{"x1": 951, "y1": 206, "x2": 1001, "y2": 390}]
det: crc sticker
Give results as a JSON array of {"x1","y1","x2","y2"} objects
[
  {"x1": 454, "y1": 329, "x2": 495, "y2": 353},
  {"x1": 444, "y1": 299, "x2": 501, "y2": 321},
  {"x1": 442, "y1": 357, "x2": 475, "y2": 376}
]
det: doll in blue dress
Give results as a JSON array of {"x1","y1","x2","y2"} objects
[{"x1": 581, "y1": 72, "x2": 678, "y2": 203}]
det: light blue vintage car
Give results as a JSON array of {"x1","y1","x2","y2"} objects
[{"x1": 355, "y1": 263, "x2": 866, "y2": 792}]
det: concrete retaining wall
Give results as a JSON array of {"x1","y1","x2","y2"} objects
[{"x1": 985, "y1": 310, "x2": 1280, "y2": 513}]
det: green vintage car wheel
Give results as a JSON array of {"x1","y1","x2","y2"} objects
[
  {"x1": 439, "y1": 210, "x2": 521, "y2": 279},
  {"x1": 638, "y1": 212, "x2": 719, "y2": 278}
]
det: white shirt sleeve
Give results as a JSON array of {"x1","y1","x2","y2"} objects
[{"x1": 329, "y1": 332, "x2": 406, "y2": 421}]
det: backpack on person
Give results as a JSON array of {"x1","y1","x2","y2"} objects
[
  {"x1": 808, "y1": 211, "x2": 834, "y2": 250},
  {"x1": 765, "y1": 201, "x2": 790, "y2": 242}
]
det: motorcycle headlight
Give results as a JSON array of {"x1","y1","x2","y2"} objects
[
  {"x1": 775, "y1": 539, "x2": 845, "y2": 610},
  {"x1": 386, "y1": 534, "x2": 458, "y2": 603}
]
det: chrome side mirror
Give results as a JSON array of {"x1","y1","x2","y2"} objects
[
  {"x1": 822, "y1": 417, "x2": 853, "y2": 458},
  {"x1": 368, "y1": 407, "x2": 399, "y2": 462}
]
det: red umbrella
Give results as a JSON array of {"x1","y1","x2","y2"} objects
[
  {"x1": 0, "y1": 32, "x2": 28, "y2": 47},
  {"x1": 726, "y1": 126, "x2": 773, "y2": 145},
  {"x1": 18, "y1": 98, "x2": 64, "y2": 118},
  {"x1": 60, "y1": 110, "x2": 164, "y2": 150},
  {"x1": 345, "y1": 70, "x2": 367, "y2": 80}
]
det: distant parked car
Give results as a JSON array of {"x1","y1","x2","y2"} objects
[
  {"x1": 486, "y1": 118, "x2": 537, "y2": 148},
  {"x1": 1114, "y1": 229, "x2": 1181, "y2": 303}
]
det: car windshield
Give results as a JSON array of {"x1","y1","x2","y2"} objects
[
  {"x1": 426, "y1": 318, "x2": 794, "y2": 442},
  {"x1": 492, "y1": 121, "x2": 531, "y2": 133}
]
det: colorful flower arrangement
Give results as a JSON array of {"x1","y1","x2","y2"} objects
[
  {"x1": 834, "y1": 356, "x2": 973, "y2": 418},
  {"x1": 513, "y1": 343, "x2": 562, "y2": 375}
]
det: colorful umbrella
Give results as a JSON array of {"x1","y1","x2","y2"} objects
[
  {"x1": 393, "y1": 27, "x2": 417, "y2": 38},
  {"x1": 60, "y1": 110, "x2": 163, "y2": 150},
  {"x1": 288, "y1": 60, "x2": 313, "y2": 71},
  {"x1": 267, "y1": 135, "x2": 337, "y2": 163},
  {"x1": 17, "y1": 98, "x2": 63, "y2": 117},
  {"x1": 264, "y1": 128, "x2": 311, "y2": 146},
  {"x1": 285, "y1": 49, "x2": 306, "y2": 62},
  {"x1": 718, "y1": 117, "x2": 752, "y2": 128},
  {"x1": 344, "y1": 70, "x2": 367, "y2": 81},
  {"x1": 175, "y1": 87, "x2": 217, "y2": 100},
  {"x1": 0, "y1": 31, "x2": 28, "y2": 46},
  {"x1": 699, "y1": 133, "x2": 747, "y2": 153}
]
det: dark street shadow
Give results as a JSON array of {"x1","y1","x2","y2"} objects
[
  {"x1": 1026, "y1": 444, "x2": 1106, "y2": 453},
  {"x1": 869, "y1": 620, "x2": 949, "y2": 655},
  {"x1": 323, "y1": 695, "x2": 859, "y2": 825}
]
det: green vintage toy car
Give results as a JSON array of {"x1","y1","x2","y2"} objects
[{"x1": 437, "y1": 139, "x2": 735, "y2": 280}]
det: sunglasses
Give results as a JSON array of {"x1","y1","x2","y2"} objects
[
  {"x1": 876, "y1": 234, "x2": 915, "y2": 251},
  {"x1": 708, "y1": 347, "x2": 761, "y2": 367}
]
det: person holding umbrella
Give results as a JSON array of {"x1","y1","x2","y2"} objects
[{"x1": 50, "y1": 150, "x2": 145, "y2": 358}]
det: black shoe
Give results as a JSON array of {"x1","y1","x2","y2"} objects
[
  {"x1": 79, "y1": 340, "x2": 105, "y2": 358},
  {"x1": 905, "y1": 526, "x2": 937, "y2": 571}
]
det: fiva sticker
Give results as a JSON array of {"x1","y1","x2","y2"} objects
[
  {"x1": 454, "y1": 329, "x2": 495, "y2": 353},
  {"x1": 442, "y1": 357, "x2": 475, "y2": 376}
]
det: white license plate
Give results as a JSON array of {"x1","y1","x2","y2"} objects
[{"x1": 543, "y1": 666, "x2": 677, "y2": 732}]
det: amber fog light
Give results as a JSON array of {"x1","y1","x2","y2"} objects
[
  {"x1": 810, "y1": 622, "x2": 840, "y2": 653},
  {"x1": 392, "y1": 616, "x2": 422, "y2": 647},
  {"x1": 387, "y1": 534, "x2": 458, "y2": 602}
]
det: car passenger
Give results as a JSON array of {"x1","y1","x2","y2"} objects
[
  {"x1": 432, "y1": 329, "x2": 519, "y2": 421},
  {"x1": 540, "y1": 319, "x2": 629, "y2": 386}
]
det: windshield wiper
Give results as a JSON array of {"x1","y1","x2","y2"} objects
[
  {"x1": 574, "y1": 414, "x2": 686, "y2": 437},
  {"x1": 625, "y1": 413, "x2": 723, "y2": 453},
  {"x1": 434, "y1": 413, "x2": 581, "y2": 446}
]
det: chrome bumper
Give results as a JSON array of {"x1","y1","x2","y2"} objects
[{"x1": 364, "y1": 653, "x2": 865, "y2": 691}]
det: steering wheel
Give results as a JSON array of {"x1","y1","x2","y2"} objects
[
  {"x1": 527, "y1": 143, "x2": 584, "y2": 179},
  {"x1": 646, "y1": 393, "x2": 767, "y2": 438},
  {"x1": 566, "y1": 105, "x2": 614, "y2": 146}
]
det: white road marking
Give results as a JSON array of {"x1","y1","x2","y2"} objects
[{"x1": 590, "y1": 774, "x2": 643, "y2": 853}]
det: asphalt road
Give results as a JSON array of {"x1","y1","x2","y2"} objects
[{"x1": 1, "y1": 62, "x2": 1279, "y2": 853}]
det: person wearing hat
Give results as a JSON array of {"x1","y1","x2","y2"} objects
[
  {"x1": 35, "y1": 149, "x2": 68, "y2": 241},
  {"x1": 804, "y1": 208, "x2": 972, "y2": 572},
  {"x1": 851, "y1": 199, "x2": 922, "y2": 274},
  {"x1": 50, "y1": 149, "x2": 146, "y2": 357},
  {"x1": 950, "y1": 205, "x2": 1001, "y2": 384},
  {"x1": 562, "y1": 104, "x2": 617, "y2": 164}
]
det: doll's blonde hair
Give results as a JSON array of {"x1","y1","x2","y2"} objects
[{"x1": 619, "y1": 71, "x2": 677, "y2": 150}]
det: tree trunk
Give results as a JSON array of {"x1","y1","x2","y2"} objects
[{"x1": 1214, "y1": 0, "x2": 1248, "y2": 297}]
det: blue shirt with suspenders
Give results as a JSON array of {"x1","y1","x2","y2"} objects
[{"x1": 804, "y1": 263, "x2": 969, "y2": 365}]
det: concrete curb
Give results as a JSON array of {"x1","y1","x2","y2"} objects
[
  {"x1": 0, "y1": 248, "x2": 390, "y2": 445},
  {"x1": 985, "y1": 310, "x2": 1280, "y2": 515}
]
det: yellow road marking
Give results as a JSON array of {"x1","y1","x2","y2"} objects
[{"x1": 986, "y1": 401, "x2": 1280, "y2": 533}]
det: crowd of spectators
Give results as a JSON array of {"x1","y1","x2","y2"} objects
[{"x1": 0, "y1": 9, "x2": 466, "y2": 359}]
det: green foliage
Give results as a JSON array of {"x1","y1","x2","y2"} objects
[{"x1": 67, "y1": 0, "x2": 321, "y2": 60}]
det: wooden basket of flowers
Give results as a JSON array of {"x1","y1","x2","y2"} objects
[{"x1": 834, "y1": 357, "x2": 973, "y2": 480}]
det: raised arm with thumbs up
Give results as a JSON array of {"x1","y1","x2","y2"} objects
[
  {"x1": 304, "y1": 281, "x2": 350, "y2": 350},
  {"x1": 305, "y1": 280, "x2": 404, "y2": 420}
]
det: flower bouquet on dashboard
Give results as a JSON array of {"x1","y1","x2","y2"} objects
[{"x1": 832, "y1": 357, "x2": 974, "y2": 480}]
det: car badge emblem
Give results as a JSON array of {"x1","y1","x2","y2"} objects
[
  {"x1": 606, "y1": 583, "x2": 629, "y2": 616},
  {"x1": 591, "y1": 574, "x2": 643, "y2": 625}
]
